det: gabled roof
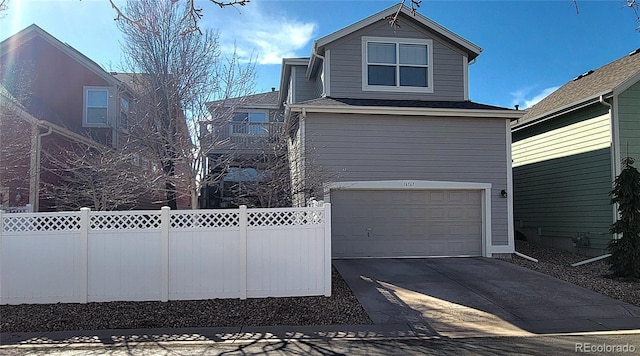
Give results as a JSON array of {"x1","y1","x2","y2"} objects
[
  {"x1": 207, "y1": 90, "x2": 281, "y2": 114},
  {"x1": 0, "y1": 24, "x2": 118, "y2": 86},
  {"x1": 278, "y1": 57, "x2": 310, "y2": 105},
  {"x1": 312, "y1": 4, "x2": 482, "y2": 60},
  {"x1": 517, "y1": 49, "x2": 640, "y2": 126}
]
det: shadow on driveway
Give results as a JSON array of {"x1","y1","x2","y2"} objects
[{"x1": 333, "y1": 257, "x2": 640, "y2": 337}]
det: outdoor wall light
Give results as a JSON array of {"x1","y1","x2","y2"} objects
[{"x1": 500, "y1": 190, "x2": 508, "y2": 198}]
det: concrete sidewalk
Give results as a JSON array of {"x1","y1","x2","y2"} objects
[
  {"x1": 3, "y1": 257, "x2": 640, "y2": 349},
  {"x1": 0, "y1": 324, "x2": 423, "y2": 347}
]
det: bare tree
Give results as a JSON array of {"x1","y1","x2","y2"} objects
[
  {"x1": 41, "y1": 142, "x2": 159, "y2": 211},
  {"x1": 117, "y1": 0, "x2": 221, "y2": 209},
  {"x1": 0, "y1": 0, "x2": 9, "y2": 18},
  {"x1": 108, "y1": 0, "x2": 250, "y2": 34},
  {"x1": 0, "y1": 91, "x2": 32, "y2": 208}
]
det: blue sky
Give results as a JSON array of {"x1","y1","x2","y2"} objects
[{"x1": 2, "y1": 0, "x2": 640, "y2": 108}]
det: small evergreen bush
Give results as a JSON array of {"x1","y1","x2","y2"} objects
[{"x1": 608, "y1": 157, "x2": 640, "y2": 278}]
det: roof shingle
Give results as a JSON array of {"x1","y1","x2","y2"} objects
[
  {"x1": 522, "y1": 49, "x2": 640, "y2": 122},
  {"x1": 297, "y1": 97, "x2": 513, "y2": 111}
]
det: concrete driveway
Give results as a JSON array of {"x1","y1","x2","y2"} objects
[{"x1": 334, "y1": 258, "x2": 640, "y2": 337}]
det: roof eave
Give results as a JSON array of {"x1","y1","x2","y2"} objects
[
  {"x1": 287, "y1": 103, "x2": 523, "y2": 119},
  {"x1": 277, "y1": 58, "x2": 310, "y2": 105},
  {"x1": 613, "y1": 70, "x2": 640, "y2": 96},
  {"x1": 313, "y1": 4, "x2": 482, "y2": 60},
  {"x1": 512, "y1": 92, "x2": 613, "y2": 131},
  {"x1": 0, "y1": 24, "x2": 119, "y2": 87}
]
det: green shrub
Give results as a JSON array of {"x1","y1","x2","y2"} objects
[{"x1": 608, "y1": 157, "x2": 640, "y2": 278}]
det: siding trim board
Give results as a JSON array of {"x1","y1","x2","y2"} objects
[
  {"x1": 506, "y1": 120, "x2": 515, "y2": 254},
  {"x1": 323, "y1": 180, "x2": 502, "y2": 257},
  {"x1": 324, "y1": 49, "x2": 331, "y2": 97},
  {"x1": 288, "y1": 104, "x2": 523, "y2": 119}
]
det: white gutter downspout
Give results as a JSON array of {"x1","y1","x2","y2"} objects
[
  {"x1": 300, "y1": 108, "x2": 307, "y2": 205},
  {"x1": 30, "y1": 124, "x2": 53, "y2": 211},
  {"x1": 570, "y1": 95, "x2": 615, "y2": 267},
  {"x1": 310, "y1": 49, "x2": 327, "y2": 97}
]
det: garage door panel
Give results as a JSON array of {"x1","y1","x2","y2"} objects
[{"x1": 332, "y1": 189, "x2": 483, "y2": 258}]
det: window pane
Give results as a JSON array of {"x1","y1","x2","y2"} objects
[
  {"x1": 87, "y1": 90, "x2": 108, "y2": 107},
  {"x1": 248, "y1": 112, "x2": 267, "y2": 122},
  {"x1": 120, "y1": 97, "x2": 129, "y2": 112},
  {"x1": 400, "y1": 66, "x2": 427, "y2": 87},
  {"x1": 399, "y1": 44, "x2": 427, "y2": 65},
  {"x1": 232, "y1": 112, "x2": 249, "y2": 122},
  {"x1": 367, "y1": 42, "x2": 396, "y2": 64},
  {"x1": 368, "y1": 65, "x2": 396, "y2": 86},
  {"x1": 86, "y1": 107, "x2": 108, "y2": 124}
]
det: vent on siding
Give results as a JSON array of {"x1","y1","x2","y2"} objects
[{"x1": 572, "y1": 70, "x2": 594, "y2": 81}]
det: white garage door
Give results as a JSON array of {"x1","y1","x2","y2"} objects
[{"x1": 331, "y1": 189, "x2": 483, "y2": 258}]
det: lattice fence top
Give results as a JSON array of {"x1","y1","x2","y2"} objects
[
  {"x1": 170, "y1": 211, "x2": 239, "y2": 229},
  {"x1": 2, "y1": 214, "x2": 81, "y2": 232},
  {"x1": 248, "y1": 209, "x2": 324, "y2": 227},
  {"x1": 90, "y1": 213, "x2": 161, "y2": 230}
]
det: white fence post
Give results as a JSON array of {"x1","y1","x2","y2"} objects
[
  {"x1": 161, "y1": 206, "x2": 170, "y2": 302},
  {"x1": 79, "y1": 207, "x2": 90, "y2": 303},
  {"x1": 239, "y1": 205, "x2": 248, "y2": 300},
  {"x1": 323, "y1": 203, "x2": 332, "y2": 297}
]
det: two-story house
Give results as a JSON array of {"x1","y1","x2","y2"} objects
[
  {"x1": 512, "y1": 49, "x2": 640, "y2": 256},
  {"x1": 282, "y1": 4, "x2": 524, "y2": 258},
  {"x1": 0, "y1": 24, "x2": 161, "y2": 211},
  {"x1": 199, "y1": 89, "x2": 285, "y2": 208}
]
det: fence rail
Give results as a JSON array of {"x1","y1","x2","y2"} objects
[
  {"x1": 0, "y1": 204, "x2": 331, "y2": 305},
  {"x1": 1, "y1": 204, "x2": 33, "y2": 213}
]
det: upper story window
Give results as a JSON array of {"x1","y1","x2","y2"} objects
[
  {"x1": 231, "y1": 111, "x2": 268, "y2": 136},
  {"x1": 83, "y1": 87, "x2": 109, "y2": 127},
  {"x1": 362, "y1": 37, "x2": 433, "y2": 93}
]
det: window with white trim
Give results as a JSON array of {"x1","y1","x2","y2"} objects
[
  {"x1": 362, "y1": 37, "x2": 433, "y2": 93},
  {"x1": 84, "y1": 87, "x2": 109, "y2": 126}
]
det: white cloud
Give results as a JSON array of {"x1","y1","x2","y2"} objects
[
  {"x1": 511, "y1": 86, "x2": 560, "y2": 109},
  {"x1": 216, "y1": 4, "x2": 317, "y2": 65}
]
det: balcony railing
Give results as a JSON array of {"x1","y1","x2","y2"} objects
[{"x1": 200, "y1": 121, "x2": 284, "y2": 153}]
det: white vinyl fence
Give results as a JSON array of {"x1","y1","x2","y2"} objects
[{"x1": 0, "y1": 204, "x2": 331, "y2": 305}]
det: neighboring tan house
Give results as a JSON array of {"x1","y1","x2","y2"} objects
[
  {"x1": 511, "y1": 49, "x2": 640, "y2": 256},
  {"x1": 0, "y1": 24, "x2": 171, "y2": 211},
  {"x1": 282, "y1": 4, "x2": 524, "y2": 258},
  {"x1": 199, "y1": 89, "x2": 285, "y2": 208}
]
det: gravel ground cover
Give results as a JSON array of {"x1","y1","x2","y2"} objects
[
  {"x1": 504, "y1": 240, "x2": 640, "y2": 307},
  {"x1": 0, "y1": 267, "x2": 372, "y2": 333}
]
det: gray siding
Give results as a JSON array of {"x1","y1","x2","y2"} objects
[
  {"x1": 293, "y1": 66, "x2": 318, "y2": 103},
  {"x1": 326, "y1": 14, "x2": 465, "y2": 101},
  {"x1": 313, "y1": 64, "x2": 324, "y2": 98},
  {"x1": 512, "y1": 104, "x2": 613, "y2": 252},
  {"x1": 618, "y1": 81, "x2": 640, "y2": 162},
  {"x1": 304, "y1": 113, "x2": 509, "y2": 245}
]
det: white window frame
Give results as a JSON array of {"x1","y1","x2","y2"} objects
[
  {"x1": 83, "y1": 86, "x2": 110, "y2": 127},
  {"x1": 361, "y1": 36, "x2": 434, "y2": 94}
]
